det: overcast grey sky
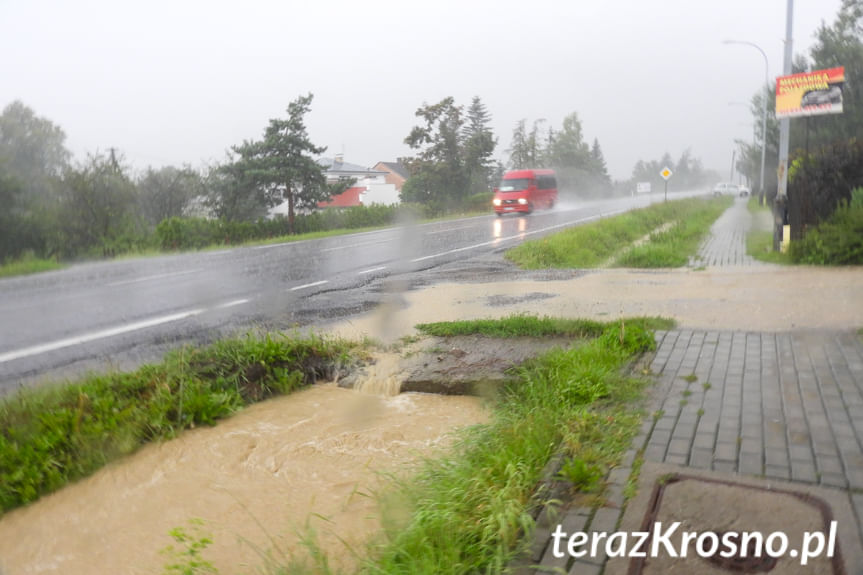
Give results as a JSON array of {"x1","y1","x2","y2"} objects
[{"x1": 0, "y1": 0, "x2": 844, "y2": 180}]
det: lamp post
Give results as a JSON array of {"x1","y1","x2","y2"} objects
[{"x1": 723, "y1": 40, "x2": 769, "y2": 205}]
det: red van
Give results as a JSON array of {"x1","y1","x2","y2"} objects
[{"x1": 492, "y1": 169, "x2": 558, "y2": 216}]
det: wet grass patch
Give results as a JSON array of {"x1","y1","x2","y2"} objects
[
  {"x1": 745, "y1": 196, "x2": 791, "y2": 264},
  {"x1": 415, "y1": 313, "x2": 674, "y2": 338},
  {"x1": 356, "y1": 317, "x2": 659, "y2": 574},
  {"x1": 615, "y1": 197, "x2": 731, "y2": 267},
  {"x1": 746, "y1": 230, "x2": 791, "y2": 264},
  {"x1": 0, "y1": 254, "x2": 63, "y2": 278},
  {"x1": 506, "y1": 196, "x2": 732, "y2": 269},
  {"x1": 0, "y1": 333, "x2": 358, "y2": 514}
]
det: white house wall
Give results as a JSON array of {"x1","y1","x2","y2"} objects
[{"x1": 361, "y1": 183, "x2": 400, "y2": 206}]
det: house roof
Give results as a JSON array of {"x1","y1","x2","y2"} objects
[
  {"x1": 318, "y1": 186, "x2": 364, "y2": 208},
  {"x1": 318, "y1": 157, "x2": 386, "y2": 177},
  {"x1": 375, "y1": 161, "x2": 410, "y2": 180}
]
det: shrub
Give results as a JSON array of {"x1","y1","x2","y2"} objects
[
  {"x1": 790, "y1": 187, "x2": 863, "y2": 265},
  {"x1": 788, "y1": 140, "x2": 863, "y2": 240}
]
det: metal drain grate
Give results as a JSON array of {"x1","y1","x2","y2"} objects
[{"x1": 702, "y1": 532, "x2": 778, "y2": 573}]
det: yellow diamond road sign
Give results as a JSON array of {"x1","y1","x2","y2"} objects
[{"x1": 660, "y1": 167, "x2": 673, "y2": 180}]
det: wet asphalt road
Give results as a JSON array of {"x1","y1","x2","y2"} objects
[{"x1": 0, "y1": 193, "x2": 689, "y2": 392}]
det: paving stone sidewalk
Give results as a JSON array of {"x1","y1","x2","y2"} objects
[
  {"x1": 694, "y1": 196, "x2": 768, "y2": 267},
  {"x1": 514, "y1": 197, "x2": 863, "y2": 574}
]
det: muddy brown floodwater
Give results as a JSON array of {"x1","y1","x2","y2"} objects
[
  {"x1": 4, "y1": 264, "x2": 862, "y2": 574},
  {"x1": 0, "y1": 384, "x2": 488, "y2": 574}
]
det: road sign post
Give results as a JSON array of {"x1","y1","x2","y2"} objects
[{"x1": 660, "y1": 167, "x2": 673, "y2": 202}]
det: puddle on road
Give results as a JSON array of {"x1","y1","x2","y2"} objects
[{"x1": 0, "y1": 384, "x2": 488, "y2": 575}]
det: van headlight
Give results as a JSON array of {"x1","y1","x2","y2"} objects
[
  {"x1": 493, "y1": 198, "x2": 501, "y2": 206},
  {"x1": 518, "y1": 198, "x2": 528, "y2": 205}
]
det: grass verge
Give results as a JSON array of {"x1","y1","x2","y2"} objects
[
  {"x1": 506, "y1": 196, "x2": 732, "y2": 269},
  {"x1": 357, "y1": 317, "x2": 659, "y2": 574},
  {"x1": 416, "y1": 314, "x2": 675, "y2": 338},
  {"x1": 0, "y1": 255, "x2": 63, "y2": 278},
  {"x1": 745, "y1": 196, "x2": 791, "y2": 264},
  {"x1": 746, "y1": 230, "x2": 791, "y2": 264},
  {"x1": 0, "y1": 333, "x2": 359, "y2": 514}
]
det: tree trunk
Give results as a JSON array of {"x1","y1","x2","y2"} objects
[{"x1": 287, "y1": 186, "x2": 295, "y2": 234}]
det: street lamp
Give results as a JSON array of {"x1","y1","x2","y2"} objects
[{"x1": 723, "y1": 40, "x2": 769, "y2": 204}]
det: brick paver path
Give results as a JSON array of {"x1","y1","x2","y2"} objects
[
  {"x1": 694, "y1": 196, "x2": 766, "y2": 267},
  {"x1": 645, "y1": 330, "x2": 863, "y2": 489},
  {"x1": 514, "y1": 199, "x2": 863, "y2": 574}
]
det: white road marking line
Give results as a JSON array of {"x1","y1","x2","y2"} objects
[
  {"x1": 215, "y1": 298, "x2": 250, "y2": 309},
  {"x1": 289, "y1": 280, "x2": 329, "y2": 291},
  {"x1": 0, "y1": 308, "x2": 206, "y2": 364},
  {"x1": 321, "y1": 239, "x2": 389, "y2": 252},
  {"x1": 0, "y1": 297, "x2": 255, "y2": 364},
  {"x1": 410, "y1": 211, "x2": 626, "y2": 263},
  {"x1": 106, "y1": 269, "x2": 204, "y2": 287},
  {"x1": 424, "y1": 223, "x2": 477, "y2": 235},
  {"x1": 358, "y1": 266, "x2": 387, "y2": 275},
  {"x1": 252, "y1": 241, "x2": 300, "y2": 250}
]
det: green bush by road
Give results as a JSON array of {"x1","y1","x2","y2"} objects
[
  {"x1": 790, "y1": 188, "x2": 863, "y2": 265},
  {"x1": 505, "y1": 196, "x2": 732, "y2": 269}
]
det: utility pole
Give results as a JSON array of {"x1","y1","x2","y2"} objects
[
  {"x1": 775, "y1": 0, "x2": 794, "y2": 251},
  {"x1": 722, "y1": 41, "x2": 769, "y2": 205},
  {"x1": 730, "y1": 150, "x2": 736, "y2": 183}
]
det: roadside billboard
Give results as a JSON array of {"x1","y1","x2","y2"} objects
[{"x1": 776, "y1": 67, "x2": 845, "y2": 118}]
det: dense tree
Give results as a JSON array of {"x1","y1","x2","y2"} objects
[
  {"x1": 547, "y1": 113, "x2": 590, "y2": 169},
  {"x1": 0, "y1": 101, "x2": 70, "y2": 199},
  {"x1": 506, "y1": 112, "x2": 614, "y2": 196},
  {"x1": 402, "y1": 97, "x2": 468, "y2": 206},
  {"x1": 206, "y1": 156, "x2": 267, "y2": 222},
  {"x1": 507, "y1": 119, "x2": 531, "y2": 169},
  {"x1": 228, "y1": 93, "x2": 328, "y2": 232},
  {"x1": 60, "y1": 151, "x2": 142, "y2": 257},
  {"x1": 0, "y1": 165, "x2": 24, "y2": 260},
  {"x1": 506, "y1": 119, "x2": 548, "y2": 169},
  {"x1": 137, "y1": 165, "x2": 203, "y2": 227},
  {"x1": 807, "y1": 0, "x2": 863, "y2": 145},
  {"x1": 462, "y1": 96, "x2": 497, "y2": 194},
  {"x1": 0, "y1": 102, "x2": 72, "y2": 259},
  {"x1": 590, "y1": 138, "x2": 612, "y2": 185}
]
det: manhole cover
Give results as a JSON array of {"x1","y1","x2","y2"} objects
[
  {"x1": 703, "y1": 531, "x2": 778, "y2": 572},
  {"x1": 625, "y1": 474, "x2": 845, "y2": 574}
]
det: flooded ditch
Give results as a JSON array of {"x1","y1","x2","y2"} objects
[{"x1": 0, "y1": 379, "x2": 489, "y2": 574}]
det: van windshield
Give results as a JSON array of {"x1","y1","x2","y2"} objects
[{"x1": 498, "y1": 178, "x2": 530, "y2": 192}]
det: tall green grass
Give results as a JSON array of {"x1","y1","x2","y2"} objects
[
  {"x1": 416, "y1": 314, "x2": 675, "y2": 338},
  {"x1": 790, "y1": 187, "x2": 863, "y2": 265},
  {"x1": 616, "y1": 198, "x2": 731, "y2": 267},
  {"x1": 359, "y1": 319, "x2": 657, "y2": 574},
  {"x1": 0, "y1": 253, "x2": 63, "y2": 278},
  {"x1": 0, "y1": 333, "x2": 357, "y2": 513},
  {"x1": 745, "y1": 196, "x2": 791, "y2": 264},
  {"x1": 506, "y1": 196, "x2": 732, "y2": 269}
]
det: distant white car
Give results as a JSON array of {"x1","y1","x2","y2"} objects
[
  {"x1": 738, "y1": 185, "x2": 751, "y2": 197},
  {"x1": 712, "y1": 183, "x2": 738, "y2": 196}
]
